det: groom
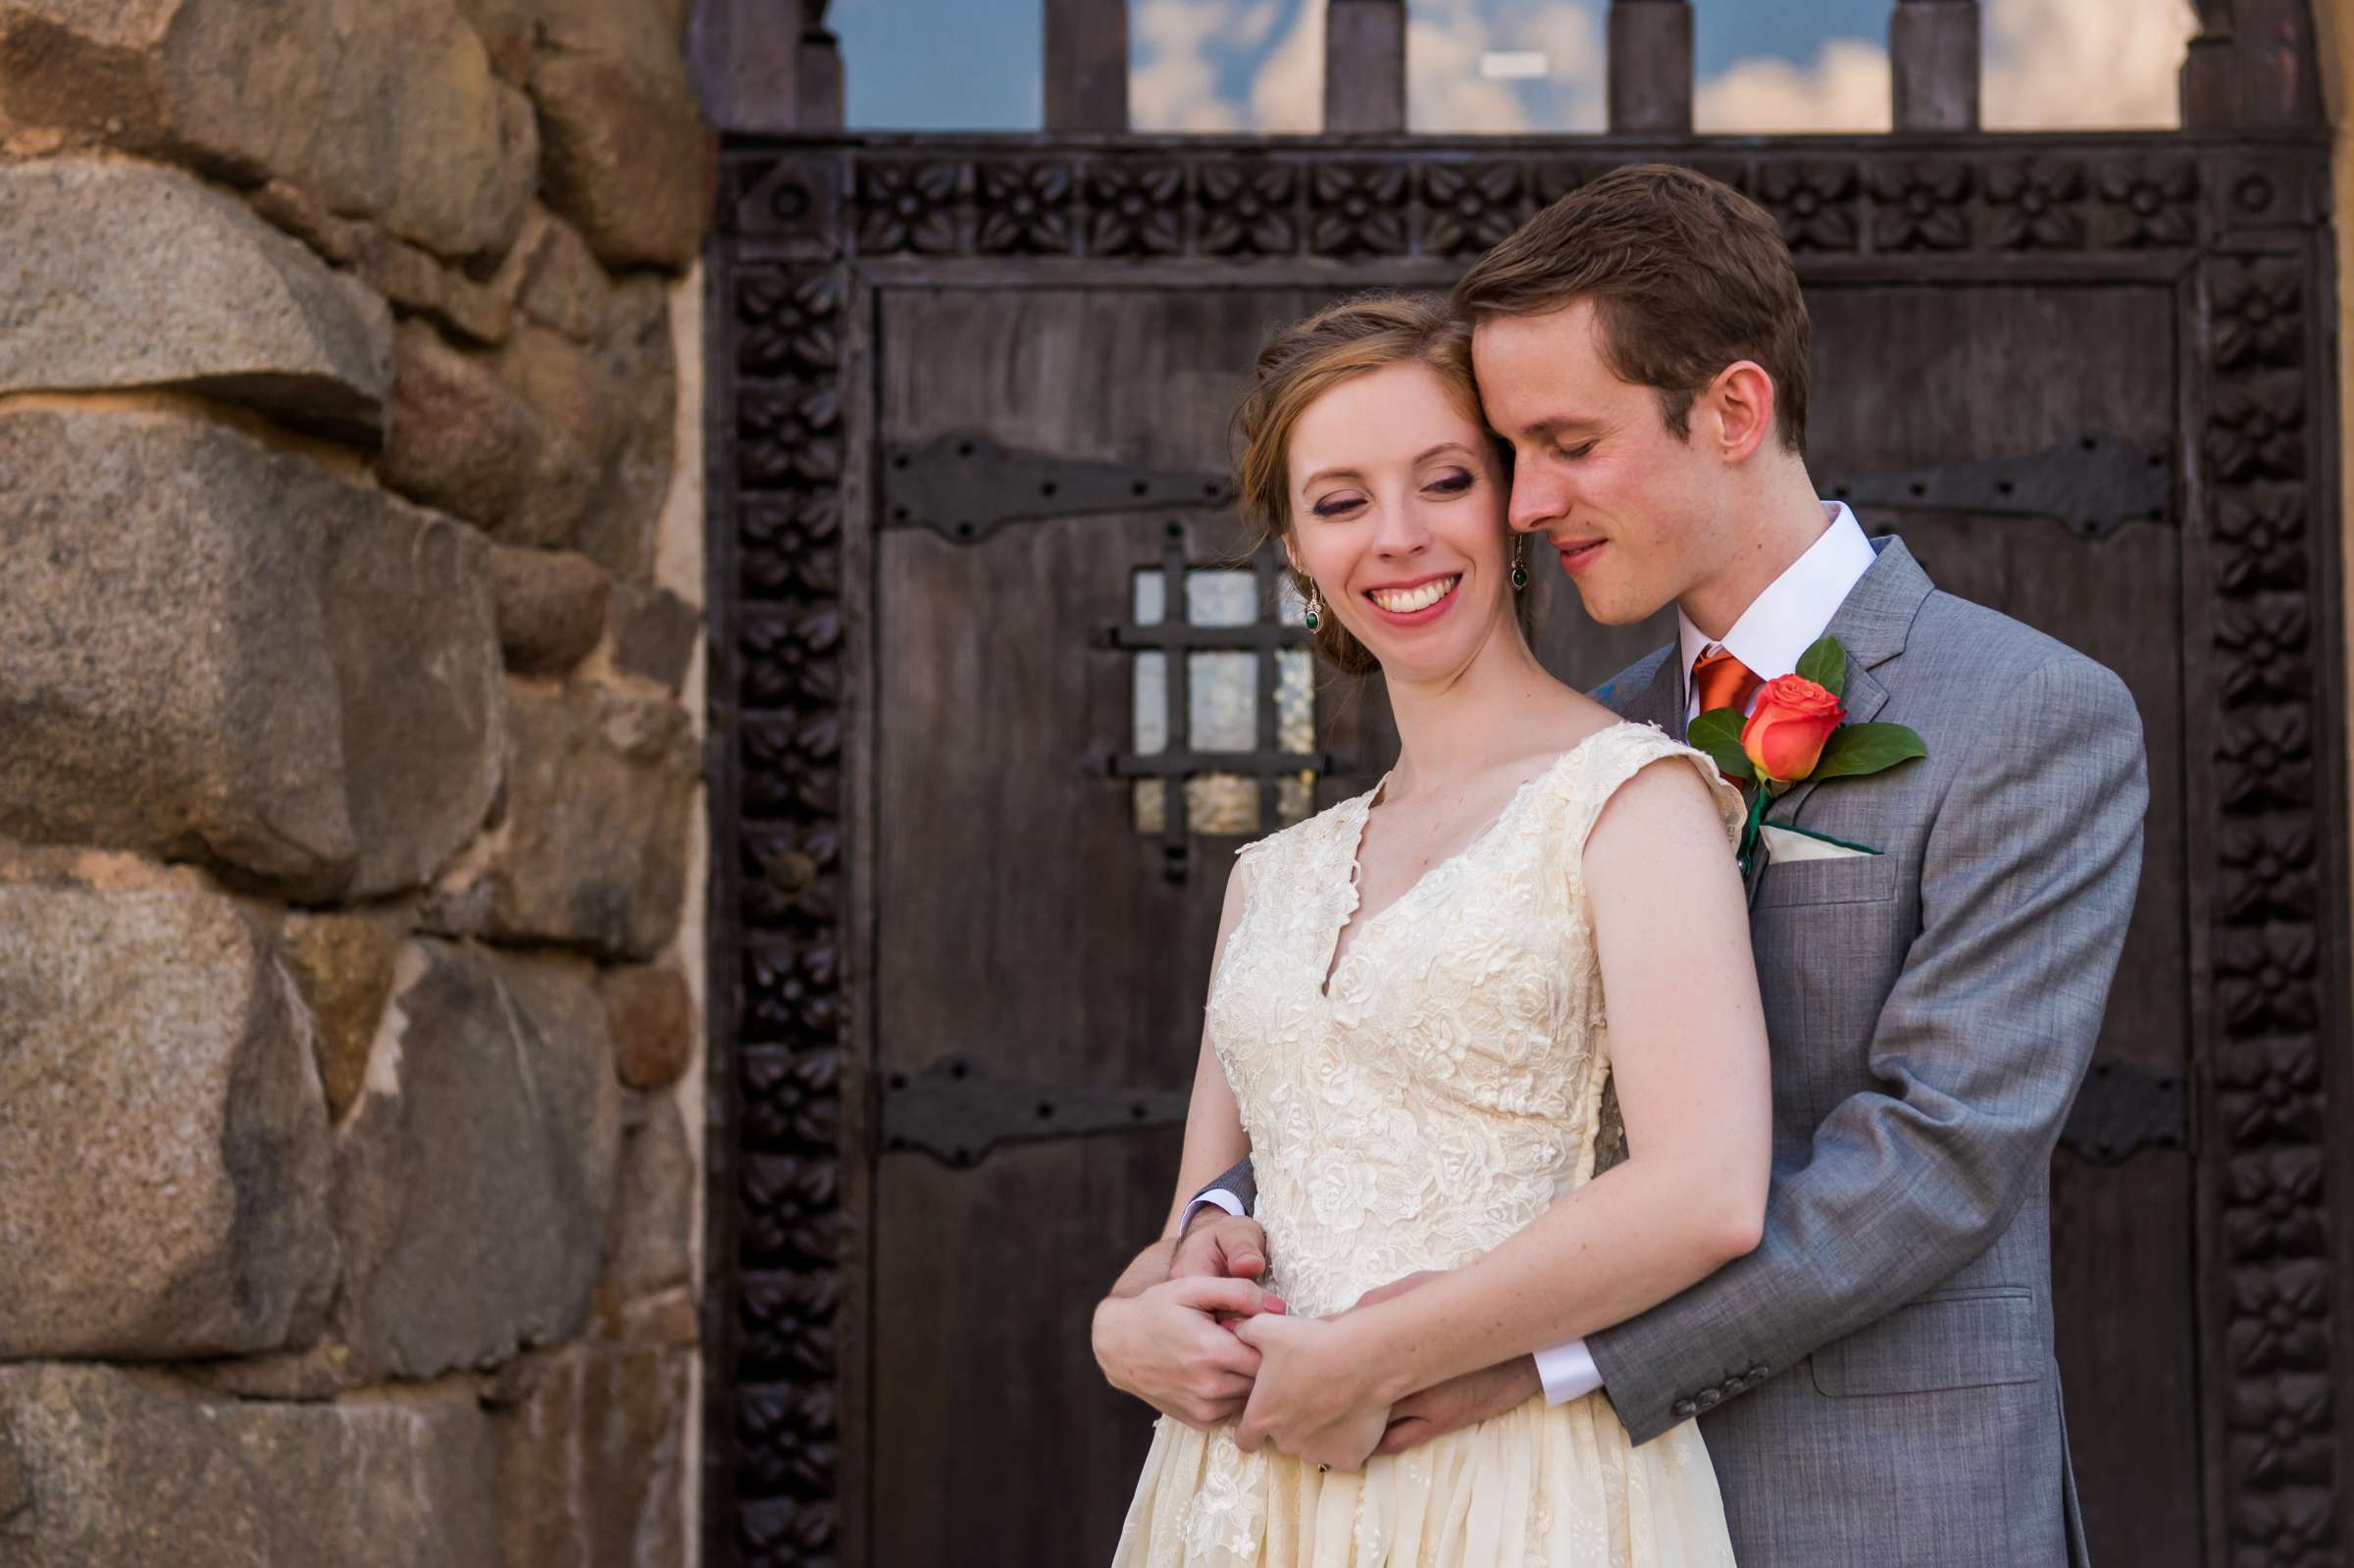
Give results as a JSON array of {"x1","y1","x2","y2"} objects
[{"x1": 1160, "y1": 164, "x2": 2146, "y2": 1565}]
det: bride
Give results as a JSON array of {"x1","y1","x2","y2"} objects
[{"x1": 1092, "y1": 293, "x2": 1770, "y2": 1567}]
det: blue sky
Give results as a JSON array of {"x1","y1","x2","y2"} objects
[{"x1": 831, "y1": 0, "x2": 2190, "y2": 134}]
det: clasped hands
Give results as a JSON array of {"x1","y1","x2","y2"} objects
[{"x1": 1092, "y1": 1212, "x2": 1538, "y2": 1473}]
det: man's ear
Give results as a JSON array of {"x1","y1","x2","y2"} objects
[{"x1": 1702, "y1": 361, "x2": 1777, "y2": 465}]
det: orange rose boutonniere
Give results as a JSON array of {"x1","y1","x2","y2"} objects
[{"x1": 1688, "y1": 634, "x2": 1928, "y2": 874}]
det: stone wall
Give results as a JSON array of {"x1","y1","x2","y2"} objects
[{"x1": 0, "y1": 0, "x2": 711, "y2": 1561}]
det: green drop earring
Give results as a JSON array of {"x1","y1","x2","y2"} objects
[
  {"x1": 1303, "y1": 582, "x2": 1322, "y2": 632},
  {"x1": 1510, "y1": 537, "x2": 1529, "y2": 591}
]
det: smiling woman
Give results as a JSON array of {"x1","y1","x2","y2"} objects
[{"x1": 1231, "y1": 293, "x2": 1532, "y2": 676}]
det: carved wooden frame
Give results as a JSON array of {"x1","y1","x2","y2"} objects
[{"x1": 703, "y1": 130, "x2": 2348, "y2": 1567}]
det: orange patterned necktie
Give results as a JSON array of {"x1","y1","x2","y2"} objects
[{"x1": 1692, "y1": 645, "x2": 1764, "y2": 718}]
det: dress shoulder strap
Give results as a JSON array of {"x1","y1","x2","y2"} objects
[{"x1": 1543, "y1": 721, "x2": 1748, "y2": 865}]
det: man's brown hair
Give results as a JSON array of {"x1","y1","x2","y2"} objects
[{"x1": 1452, "y1": 163, "x2": 1812, "y2": 454}]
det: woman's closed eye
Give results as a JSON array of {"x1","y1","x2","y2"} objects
[
  {"x1": 1310, "y1": 491, "x2": 1363, "y2": 519},
  {"x1": 1425, "y1": 468, "x2": 1474, "y2": 496}
]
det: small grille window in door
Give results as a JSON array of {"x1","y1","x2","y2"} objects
[{"x1": 1107, "y1": 526, "x2": 1342, "y2": 879}]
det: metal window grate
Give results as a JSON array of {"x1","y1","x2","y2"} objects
[{"x1": 1100, "y1": 524, "x2": 1344, "y2": 881}]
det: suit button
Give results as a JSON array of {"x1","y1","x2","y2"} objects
[
  {"x1": 1694, "y1": 1390, "x2": 1722, "y2": 1412},
  {"x1": 1671, "y1": 1398, "x2": 1698, "y2": 1420}
]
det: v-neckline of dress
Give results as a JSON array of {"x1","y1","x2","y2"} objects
[{"x1": 1315, "y1": 722, "x2": 1639, "y2": 1001}]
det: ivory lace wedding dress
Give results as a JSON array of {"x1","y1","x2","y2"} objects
[{"x1": 1114, "y1": 723, "x2": 1744, "y2": 1568}]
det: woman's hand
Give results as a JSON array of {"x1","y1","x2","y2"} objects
[
  {"x1": 1231, "y1": 1312, "x2": 1392, "y2": 1471},
  {"x1": 1093, "y1": 1276, "x2": 1287, "y2": 1430}
]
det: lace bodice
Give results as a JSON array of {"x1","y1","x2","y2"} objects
[{"x1": 1205, "y1": 722, "x2": 1744, "y2": 1320}]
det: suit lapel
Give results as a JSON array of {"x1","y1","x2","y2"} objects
[{"x1": 1771, "y1": 536, "x2": 1932, "y2": 828}]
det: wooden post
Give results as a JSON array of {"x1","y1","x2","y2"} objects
[
  {"x1": 796, "y1": 0, "x2": 844, "y2": 129},
  {"x1": 1044, "y1": 0, "x2": 1128, "y2": 131},
  {"x1": 1890, "y1": 0, "x2": 1979, "y2": 131},
  {"x1": 2179, "y1": 0, "x2": 2324, "y2": 129},
  {"x1": 689, "y1": 0, "x2": 841, "y2": 132},
  {"x1": 1607, "y1": 0, "x2": 1692, "y2": 135},
  {"x1": 1325, "y1": 0, "x2": 1407, "y2": 133}
]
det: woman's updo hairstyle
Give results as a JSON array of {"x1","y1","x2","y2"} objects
[{"x1": 1232, "y1": 292, "x2": 1516, "y2": 674}]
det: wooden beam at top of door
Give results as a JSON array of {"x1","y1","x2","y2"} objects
[
  {"x1": 1326, "y1": 0, "x2": 1407, "y2": 133},
  {"x1": 1044, "y1": 0, "x2": 1129, "y2": 131},
  {"x1": 1890, "y1": 0, "x2": 1980, "y2": 132},
  {"x1": 1607, "y1": 0, "x2": 1693, "y2": 135}
]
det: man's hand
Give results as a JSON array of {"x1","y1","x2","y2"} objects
[
  {"x1": 1231, "y1": 1313, "x2": 1390, "y2": 1472},
  {"x1": 1336, "y1": 1269, "x2": 1542, "y2": 1456},
  {"x1": 1092, "y1": 1276, "x2": 1287, "y2": 1430},
  {"x1": 1168, "y1": 1211, "x2": 1267, "y2": 1285},
  {"x1": 1375, "y1": 1357, "x2": 1543, "y2": 1454}
]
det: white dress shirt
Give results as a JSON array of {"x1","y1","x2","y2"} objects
[
  {"x1": 1676, "y1": 501, "x2": 1877, "y2": 723},
  {"x1": 1194, "y1": 500, "x2": 1878, "y2": 1409}
]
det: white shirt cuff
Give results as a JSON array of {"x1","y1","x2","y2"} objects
[
  {"x1": 1179, "y1": 1189, "x2": 1246, "y2": 1236},
  {"x1": 1532, "y1": 1337, "x2": 1604, "y2": 1405}
]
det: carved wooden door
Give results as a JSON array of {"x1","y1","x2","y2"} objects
[{"x1": 703, "y1": 10, "x2": 2350, "y2": 1567}]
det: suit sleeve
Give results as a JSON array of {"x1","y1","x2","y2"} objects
[
  {"x1": 1193, "y1": 1156, "x2": 1255, "y2": 1216},
  {"x1": 1196, "y1": 1148, "x2": 1252, "y2": 1205},
  {"x1": 1586, "y1": 656, "x2": 2150, "y2": 1442}
]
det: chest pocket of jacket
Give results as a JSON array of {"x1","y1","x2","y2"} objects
[{"x1": 1754, "y1": 851, "x2": 1900, "y2": 910}]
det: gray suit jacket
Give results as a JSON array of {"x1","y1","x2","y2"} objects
[{"x1": 1200, "y1": 538, "x2": 2148, "y2": 1567}]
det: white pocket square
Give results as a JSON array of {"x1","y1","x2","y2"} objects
[{"x1": 1760, "y1": 824, "x2": 1879, "y2": 863}]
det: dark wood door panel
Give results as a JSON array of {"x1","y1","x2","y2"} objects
[{"x1": 873, "y1": 1135, "x2": 1175, "y2": 1568}]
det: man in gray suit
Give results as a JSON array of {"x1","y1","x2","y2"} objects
[{"x1": 1153, "y1": 165, "x2": 2147, "y2": 1565}]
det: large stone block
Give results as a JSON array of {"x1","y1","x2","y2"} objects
[
  {"x1": 279, "y1": 912, "x2": 404, "y2": 1125},
  {"x1": 332, "y1": 942, "x2": 622, "y2": 1379},
  {"x1": 602, "y1": 964, "x2": 693, "y2": 1091},
  {"x1": 493, "y1": 1344, "x2": 691, "y2": 1568},
  {"x1": 605, "y1": 1089, "x2": 693, "y2": 1303},
  {"x1": 574, "y1": 276, "x2": 681, "y2": 578},
  {"x1": 0, "y1": 1363, "x2": 499, "y2": 1565},
  {"x1": 0, "y1": 0, "x2": 537, "y2": 262},
  {"x1": 430, "y1": 684, "x2": 695, "y2": 961},
  {"x1": 490, "y1": 545, "x2": 612, "y2": 676},
  {"x1": 608, "y1": 580, "x2": 701, "y2": 693},
  {"x1": 381, "y1": 319, "x2": 597, "y2": 547},
  {"x1": 509, "y1": 0, "x2": 714, "y2": 269},
  {"x1": 0, "y1": 159, "x2": 392, "y2": 437},
  {"x1": 0, "y1": 410, "x2": 504, "y2": 901},
  {"x1": 515, "y1": 208, "x2": 615, "y2": 342},
  {"x1": 0, "y1": 877, "x2": 337, "y2": 1359}
]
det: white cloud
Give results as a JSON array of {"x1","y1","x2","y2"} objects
[
  {"x1": 1695, "y1": 0, "x2": 2198, "y2": 135},
  {"x1": 1697, "y1": 38, "x2": 1893, "y2": 134},
  {"x1": 1132, "y1": 0, "x2": 1251, "y2": 132},
  {"x1": 1407, "y1": 0, "x2": 1530, "y2": 131},
  {"x1": 1251, "y1": 0, "x2": 1325, "y2": 132},
  {"x1": 1982, "y1": 0, "x2": 2199, "y2": 128},
  {"x1": 1229, "y1": 0, "x2": 1608, "y2": 135}
]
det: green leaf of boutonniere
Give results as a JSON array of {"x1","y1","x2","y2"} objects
[
  {"x1": 1810, "y1": 722, "x2": 1929, "y2": 782},
  {"x1": 1687, "y1": 707, "x2": 1756, "y2": 784},
  {"x1": 1794, "y1": 632, "x2": 1847, "y2": 700}
]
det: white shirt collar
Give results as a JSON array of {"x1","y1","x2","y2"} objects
[{"x1": 1677, "y1": 501, "x2": 1876, "y2": 715}]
